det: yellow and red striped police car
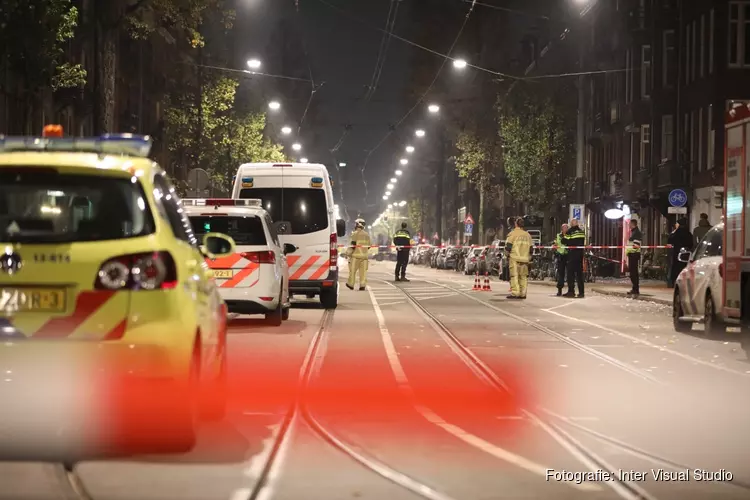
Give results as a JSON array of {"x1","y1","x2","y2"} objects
[{"x1": 0, "y1": 126, "x2": 235, "y2": 455}]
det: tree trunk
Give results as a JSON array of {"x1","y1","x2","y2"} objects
[{"x1": 94, "y1": 3, "x2": 119, "y2": 134}]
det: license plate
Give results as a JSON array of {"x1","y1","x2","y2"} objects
[
  {"x1": 212, "y1": 269, "x2": 234, "y2": 279},
  {"x1": 0, "y1": 288, "x2": 67, "y2": 312}
]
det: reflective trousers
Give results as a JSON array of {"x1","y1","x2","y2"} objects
[
  {"x1": 347, "y1": 257, "x2": 368, "y2": 288},
  {"x1": 509, "y1": 260, "x2": 529, "y2": 298}
]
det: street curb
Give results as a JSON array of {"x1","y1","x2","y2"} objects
[
  {"x1": 529, "y1": 280, "x2": 671, "y2": 306},
  {"x1": 589, "y1": 288, "x2": 672, "y2": 306}
]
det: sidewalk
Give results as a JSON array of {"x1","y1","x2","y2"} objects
[{"x1": 532, "y1": 278, "x2": 672, "y2": 306}]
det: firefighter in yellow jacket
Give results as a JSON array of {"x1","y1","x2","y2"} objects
[
  {"x1": 346, "y1": 218, "x2": 371, "y2": 290},
  {"x1": 504, "y1": 217, "x2": 533, "y2": 299}
]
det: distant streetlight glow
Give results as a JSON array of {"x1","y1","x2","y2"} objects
[
  {"x1": 390, "y1": 178, "x2": 397, "y2": 183},
  {"x1": 292, "y1": 143, "x2": 302, "y2": 151},
  {"x1": 405, "y1": 145, "x2": 415, "y2": 153},
  {"x1": 400, "y1": 158, "x2": 408, "y2": 165},
  {"x1": 415, "y1": 129, "x2": 425, "y2": 138},
  {"x1": 247, "y1": 59, "x2": 262, "y2": 70},
  {"x1": 281, "y1": 126, "x2": 292, "y2": 135},
  {"x1": 399, "y1": 201, "x2": 407, "y2": 207},
  {"x1": 339, "y1": 162, "x2": 347, "y2": 167},
  {"x1": 387, "y1": 183, "x2": 394, "y2": 190},
  {"x1": 453, "y1": 59, "x2": 467, "y2": 69},
  {"x1": 382, "y1": 195, "x2": 388, "y2": 200},
  {"x1": 300, "y1": 157, "x2": 309, "y2": 163},
  {"x1": 268, "y1": 101, "x2": 281, "y2": 110},
  {"x1": 428, "y1": 104, "x2": 440, "y2": 113},
  {"x1": 395, "y1": 170, "x2": 403, "y2": 176},
  {"x1": 388, "y1": 203, "x2": 393, "y2": 208},
  {"x1": 385, "y1": 191, "x2": 391, "y2": 196}
]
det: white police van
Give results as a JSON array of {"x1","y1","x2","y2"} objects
[{"x1": 231, "y1": 163, "x2": 346, "y2": 309}]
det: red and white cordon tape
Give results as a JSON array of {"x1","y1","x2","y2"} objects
[{"x1": 338, "y1": 244, "x2": 674, "y2": 250}]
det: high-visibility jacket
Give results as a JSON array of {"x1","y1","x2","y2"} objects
[
  {"x1": 626, "y1": 227, "x2": 642, "y2": 254},
  {"x1": 555, "y1": 233, "x2": 568, "y2": 255},
  {"x1": 505, "y1": 227, "x2": 533, "y2": 263},
  {"x1": 393, "y1": 229, "x2": 411, "y2": 248},
  {"x1": 348, "y1": 228, "x2": 371, "y2": 259},
  {"x1": 563, "y1": 225, "x2": 586, "y2": 256}
]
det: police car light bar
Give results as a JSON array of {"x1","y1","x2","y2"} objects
[
  {"x1": 0, "y1": 134, "x2": 153, "y2": 157},
  {"x1": 181, "y1": 198, "x2": 262, "y2": 207}
]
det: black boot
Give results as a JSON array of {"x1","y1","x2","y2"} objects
[{"x1": 556, "y1": 288, "x2": 562, "y2": 297}]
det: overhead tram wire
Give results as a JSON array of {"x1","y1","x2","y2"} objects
[
  {"x1": 358, "y1": 0, "x2": 478, "y2": 207},
  {"x1": 294, "y1": 0, "x2": 321, "y2": 136},
  {"x1": 330, "y1": 0, "x2": 400, "y2": 155}
]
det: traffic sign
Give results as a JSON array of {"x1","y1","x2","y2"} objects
[
  {"x1": 668, "y1": 206, "x2": 687, "y2": 214},
  {"x1": 668, "y1": 189, "x2": 688, "y2": 207},
  {"x1": 464, "y1": 223, "x2": 474, "y2": 235},
  {"x1": 464, "y1": 214, "x2": 475, "y2": 225},
  {"x1": 569, "y1": 204, "x2": 585, "y2": 224}
]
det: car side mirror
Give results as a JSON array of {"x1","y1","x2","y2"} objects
[
  {"x1": 283, "y1": 243, "x2": 297, "y2": 255},
  {"x1": 677, "y1": 248, "x2": 691, "y2": 263},
  {"x1": 201, "y1": 233, "x2": 236, "y2": 258},
  {"x1": 336, "y1": 219, "x2": 346, "y2": 237}
]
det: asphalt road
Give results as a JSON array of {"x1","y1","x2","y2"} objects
[{"x1": 1, "y1": 260, "x2": 749, "y2": 500}]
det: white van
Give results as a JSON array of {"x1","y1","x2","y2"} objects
[{"x1": 231, "y1": 163, "x2": 347, "y2": 308}]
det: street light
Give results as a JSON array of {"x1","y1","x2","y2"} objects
[
  {"x1": 390, "y1": 178, "x2": 397, "y2": 183},
  {"x1": 339, "y1": 162, "x2": 347, "y2": 167},
  {"x1": 399, "y1": 200, "x2": 407, "y2": 207},
  {"x1": 428, "y1": 104, "x2": 440, "y2": 113},
  {"x1": 300, "y1": 157, "x2": 309, "y2": 163},
  {"x1": 453, "y1": 58, "x2": 467, "y2": 69},
  {"x1": 382, "y1": 195, "x2": 388, "y2": 200},
  {"x1": 388, "y1": 203, "x2": 393, "y2": 208},
  {"x1": 387, "y1": 183, "x2": 394, "y2": 190},
  {"x1": 415, "y1": 129, "x2": 425, "y2": 138},
  {"x1": 292, "y1": 143, "x2": 302, "y2": 151},
  {"x1": 385, "y1": 191, "x2": 391, "y2": 196},
  {"x1": 247, "y1": 59, "x2": 262, "y2": 70},
  {"x1": 281, "y1": 126, "x2": 292, "y2": 135},
  {"x1": 405, "y1": 145, "x2": 415, "y2": 153},
  {"x1": 268, "y1": 101, "x2": 281, "y2": 111},
  {"x1": 395, "y1": 170, "x2": 403, "y2": 176},
  {"x1": 400, "y1": 158, "x2": 408, "y2": 165}
]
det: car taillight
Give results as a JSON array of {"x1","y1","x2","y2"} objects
[
  {"x1": 719, "y1": 263, "x2": 724, "y2": 278},
  {"x1": 240, "y1": 251, "x2": 276, "y2": 264},
  {"x1": 330, "y1": 233, "x2": 337, "y2": 266},
  {"x1": 95, "y1": 252, "x2": 177, "y2": 291}
]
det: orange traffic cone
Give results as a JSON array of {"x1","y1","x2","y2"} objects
[
  {"x1": 472, "y1": 273, "x2": 482, "y2": 291},
  {"x1": 482, "y1": 273, "x2": 492, "y2": 291}
]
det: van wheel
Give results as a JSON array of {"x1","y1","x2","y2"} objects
[
  {"x1": 282, "y1": 306, "x2": 290, "y2": 320},
  {"x1": 672, "y1": 288, "x2": 691, "y2": 333},
  {"x1": 320, "y1": 287, "x2": 338, "y2": 309}
]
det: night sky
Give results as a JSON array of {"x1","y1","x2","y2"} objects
[{"x1": 231, "y1": 0, "x2": 560, "y2": 223}]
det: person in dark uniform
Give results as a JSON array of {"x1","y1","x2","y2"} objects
[
  {"x1": 393, "y1": 222, "x2": 412, "y2": 282},
  {"x1": 562, "y1": 218, "x2": 586, "y2": 298},
  {"x1": 626, "y1": 218, "x2": 642, "y2": 296}
]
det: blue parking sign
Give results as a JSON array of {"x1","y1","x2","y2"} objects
[{"x1": 573, "y1": 207, "x2": 582, "y2": 220}]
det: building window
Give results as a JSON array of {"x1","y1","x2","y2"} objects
[
  {"x1": 640, "y1": 124, "x2": 651, "y2": 169},
  {"x1": 728, "y1": 2, "x2": 750, "y2": 66},
  {"x1": 625, "y1": 49, "x2": 633, "y2": 103},
  {"x1": 698, "y1": 108, "x2": 704, "y2": 171},
  {"x1": 641, "y1": 45, "x2": 652, "y2": 98},
  {"x1": 692, "y1": 20, "x2": 697, "y2": 80},
  {"x1": 663, "y1": 30, "x2": 676, "y2": 87},
  {"x1": 710, "y1": 9, "x2": 715, "y2": 72},
  {"x1": 700, "y1": 15, "x2": 706, "y2": 77},
  {"x1": 661, "y1": 115, "x2": 674, "y2": 161},
  {"x1": 708, "y1": 104, "x2": 715, "y2": 168},
  {"x1": 685, "y1": 22, "x2": 691, "y2": 82}
]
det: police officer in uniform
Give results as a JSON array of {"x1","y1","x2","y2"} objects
[
  {"x1": 626, "y1": 218, "x2": 642, "y2": 296},
  {"x1": 562, "y1": 218, "x2": 586, "y2": 298},
  {"x1": 393, "y1": 222, "x2": 412, "y2": 282},
  {"x1": 554, "y1": 223, "x2": 569, "y2": 296},
  {"x1": 346, "y1": 218, "x2": 371, "y2": 291},
  {"x1": 505, "y1": 217, "x2": 533, "y2": 299}
]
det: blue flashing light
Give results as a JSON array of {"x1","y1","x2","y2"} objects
[
  {"x1": 0, "y1": 134, "x2": 153, "y2": 157},
  {"x1": 241, "y1": 177, "x2": 253, "y2": 183},
  {"x1": 311, "y1": 177, "x2": 324, "y2": 183}
]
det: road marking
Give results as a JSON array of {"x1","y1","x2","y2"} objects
[
  {"x1": 242, "y1": 423, "x2": 283, "y2": 478},
  {"x1": 377, "y1": 300, "x2": 406, "y2": 307},
  {"x1": 543, "y1": 308, "x2": 750, "y2": 377},
  {"x1": 543, "y1": 301, "x2": 577, "y2": 312},
  {"x1": 367, "y1": 287, "x2": 601, "y2": 492},
  {"x1": 408, "y1": 293, "x2": 458, "y2": 301}
]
